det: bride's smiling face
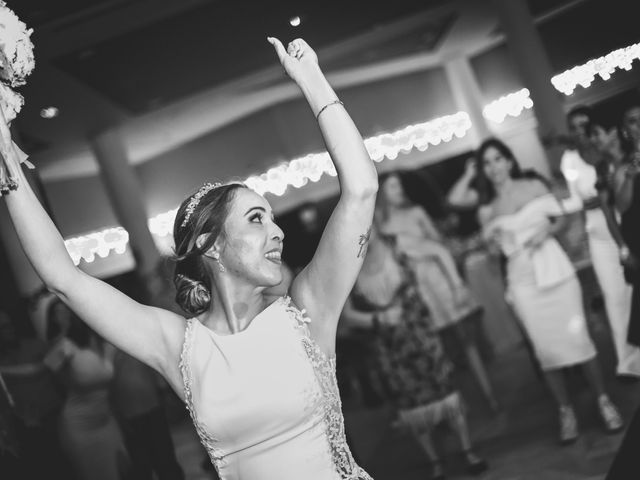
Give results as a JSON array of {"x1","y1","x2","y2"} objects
[{"x1": 217, "y1": 189, "x2": 285, "y2": 288}]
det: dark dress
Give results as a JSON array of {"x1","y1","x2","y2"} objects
[
  {"x1": 607, "y1": 172, "x2": 640, "y2": 479},
  {"x1": 620, "y1": 174, "x2": 640, "y2": 347},
  {"x1": 353, "y1": 239, "x2": 455, "y2": 410}
]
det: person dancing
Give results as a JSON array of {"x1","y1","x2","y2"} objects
[
  {"x1": 377, "y1": 172, "x2": 498, "y2": 412},
  {"x1": 606, "y1": 96, "x2": 640, "y2": 480},
  {"x1": 0, "y1": 37, "x2": 377, "y2": 480},
  {"x1": 449, "y1": 138, "x2": 623, "y2": 444},
  {"x1": 612, "y1": 99, "x2": 640, "y2": 348},
  {"x1": 0, "y1": 301, "x2": 132, "y2": 480},
  {"x1": 343, "y1": 224, "x2": 488, "y2": 479},
  {"x1": 562, "y1": 107, "x2": 640, "y2": 378}
]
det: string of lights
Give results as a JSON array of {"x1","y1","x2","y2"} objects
[
  {"x1": 484, "y1": 41, "x2": 640, "y2": 124},
  {"x1": 66, "y1": 111, "x2": 472, "y2": 264},
  {"x1": 64, "y1": 40, "x2": 640, "y2": 264},
  {"x1": 483, "y1": 88, "x2": 534, "y2": 123},
  {"x1": 551, "y1": 41, "x2": 640, "y2": 96}
]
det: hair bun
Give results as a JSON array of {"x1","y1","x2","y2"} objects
[{"x1": 174, "y1": 274, "x2": 211, "y2": 316}]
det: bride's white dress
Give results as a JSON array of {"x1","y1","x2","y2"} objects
[
  {"x1": 484, "y1": 194, "x2": 596, "y2": 370},
  {"x1": 179, "y1": 296, "x2": 372, "y2": 480}
]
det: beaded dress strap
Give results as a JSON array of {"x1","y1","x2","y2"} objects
[
  {"x1": 281, "y1": 297, "x2": 372, "y2": 480},
  {"x1": 178, "y1": 319, "x2": 225, "y2": 472}
]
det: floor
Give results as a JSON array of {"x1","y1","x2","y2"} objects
[{"x1": 166, "y1": 303, "x2": 640, "y2": 480}]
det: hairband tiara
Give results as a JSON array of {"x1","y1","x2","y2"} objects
[{"x1": 181, "y1": 182, "x2": 223, "y2": 227}]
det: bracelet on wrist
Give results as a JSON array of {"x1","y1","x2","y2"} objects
[{"x1": 315, "y1": 99, "x2": 343, "y2": 120}]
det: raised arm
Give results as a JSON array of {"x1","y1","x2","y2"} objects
[
  {"x1": 447, "y1": 159, "x2": 479, "y2": 209},
  {"x1": 613, "y1": 163, "x2": 638, "y2": 214},
  {"x1": 0, "y1": 116, "x2": 185, "y2": 394},
  {"x1": 268, "y1": 38, "x2": 378, "y2": 343}
]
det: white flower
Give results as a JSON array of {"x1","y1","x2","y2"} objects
[
  {"x1": 0, "y1": 81, "x2": 23, "y2": 122},
  {"x1": 0, "y1": 1, "x2": 35, "y2": 88}
]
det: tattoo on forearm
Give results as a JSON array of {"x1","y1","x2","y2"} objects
[{"x1": 357, "y1": 226, "x2": 372, "y2": 258}]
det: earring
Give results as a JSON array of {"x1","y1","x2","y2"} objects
[{"x1": 212, "y1": 252, "x2": 226, "y2": 273}]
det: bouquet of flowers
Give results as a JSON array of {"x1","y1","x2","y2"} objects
[{"x1": 0, "y1": 0, "x2": 35, "y2": 194}]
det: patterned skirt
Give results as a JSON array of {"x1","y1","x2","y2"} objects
[{"x1": 372, "y1": 280, "x2": 456, "y2": 410}]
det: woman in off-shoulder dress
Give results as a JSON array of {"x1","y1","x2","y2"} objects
[
  {"x1": 450, "y1": 138, "x2": 622, "y2": 445},
  {"x1": 376, "y1": 172, "x2": 498, "y2": 412}
]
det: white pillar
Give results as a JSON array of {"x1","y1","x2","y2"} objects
[
  {"x1": 444, "y1": 56, "x2": 494, "y2": 145},
  {"x1": 90, "y1": 129, "x2": 161, "y2": 278},
  {"x1": 493, "y1": 0, "x2": 569, "y2": 171}
]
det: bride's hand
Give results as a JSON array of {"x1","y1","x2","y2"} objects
[{"x1": 267, "y1": 37, "x2": 320, "y2": 85}]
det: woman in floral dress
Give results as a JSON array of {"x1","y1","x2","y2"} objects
[{"x1": 343, "y1": 225, "x2": 487, "y2": 479}]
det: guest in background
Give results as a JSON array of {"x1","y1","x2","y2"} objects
[
  {"x1": 612, "y1": 99, "x2": 640, "y2": 348},
  {"x1": 0, "y1": 308, "x2": 72, "y2": 480},
  {"x1": 0, "y1": 310, "x2": 32, "y2": 477},
  {"x1": 471, "y1": 138, "x2": 622, "y2": 444},
  {"x1": 605, "y1": 97, "x2": 640, "y2": 480},
  {"x1": 0, "y1": 367, "x2": 20, "y2": 475},
  {"x1": 44, "y1": 301, "x2": 131, "y2": 480},
  {"x1": 377, "y1": 172, "x2": 498, "y2": 412},
  {"x1": 1, "y1": 301, "x2": 132, "y2": 480},
  {"x1": 565, "y1": 106, "x2": 601, "y2": 166},
  {"x1": 112, "y1": 351, "x2": 184, "y2": 480},
  {"x1": 104, "y1": 272, "x2": 185, "y2": 480},
  {"x1": 561, "y1": 106, "x2": 640, "y2": 378},
  {"x1": 342, "y1": 224, "x2": 487, "y2": 480},
  {"x1": 282, "y1": 202, "x2": 323, "y2": 273}
]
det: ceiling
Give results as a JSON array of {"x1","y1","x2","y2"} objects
[
  {"x1": 52, "y1": 1, "x2": 453, "y2": 113},
  {"x1": 6, "y1": 0, "x2": 624, "y2": 173},
  {"x1": 11, "y1": 0, "x2": 452, "y2": 151}
]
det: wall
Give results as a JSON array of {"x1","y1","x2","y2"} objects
[{"x1": 24, "y1": 3, "x2": 640, "y2": 280}]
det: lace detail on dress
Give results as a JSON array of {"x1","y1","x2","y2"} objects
[
  {"x1": 179, "y1": 319, "x2": 225, "y2": 474},
  {"x1": 283, "y1": 297, "x2": 373, "y2": 480}
]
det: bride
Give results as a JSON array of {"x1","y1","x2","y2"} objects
[{"x1": 0, "y1": 37, "x2": 377, "y2": 480}]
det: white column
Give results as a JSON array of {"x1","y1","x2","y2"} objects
[
  {"x1": 444, "y1": 56, "x2": 494, "y2": 145},
  {"x1": 493, "y1": 0, "x2": 569, "y2": 170},
  {"x1": 90, "y1": 129, "x2": 161, "y2": 278}
]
